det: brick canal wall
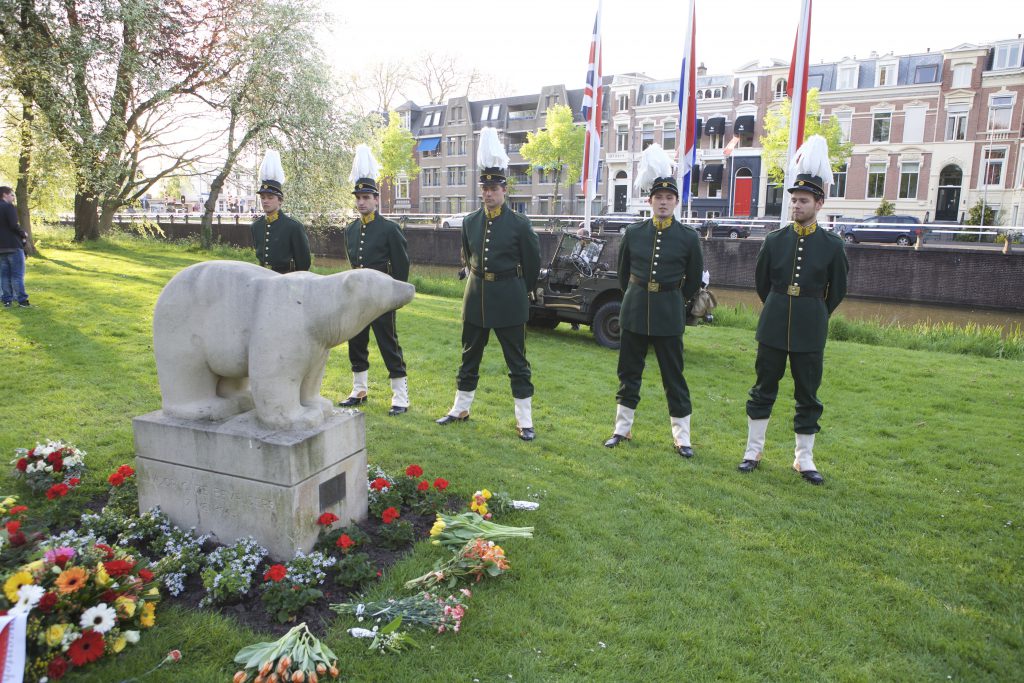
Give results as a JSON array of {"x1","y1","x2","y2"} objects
[{"x1": 128, "y1": 219, "x2": 1024, "y2": 311}]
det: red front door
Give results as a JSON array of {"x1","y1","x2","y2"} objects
[{"x1": 733, "y1": 176, "x2": 752, "y2": 216}]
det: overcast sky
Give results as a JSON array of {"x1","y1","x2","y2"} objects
[{"x1": 321, "y1": 0, "x2": 1023, "y2": 104}]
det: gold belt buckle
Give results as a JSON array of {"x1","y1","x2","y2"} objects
[
  {"x1": 787, "y1": 284, "x2": 801, "y2": 296},
  {"x1": 648, "y1": 281, "x2": 659, "y2": 292},
  {"x1": 484, "y1": 272, "x2": 496, "y2": 282}
]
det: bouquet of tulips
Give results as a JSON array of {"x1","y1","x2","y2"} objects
[
  {"x1": 428, "y1": 512, "x2": 533, "y2": 550},
  {"x1": 232, "y1": 622, "x2": 339, "y2": 682},
  {"x1": 405, "y1": 539, "x2": 510, "y2": 590}
]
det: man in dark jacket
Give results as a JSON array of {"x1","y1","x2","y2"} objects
[
  {"x1": 250, "y1": 151, "x2": 311, "y2": 273},
  {"x1": 738, "y1": 169, "x2": 848, "y2": 484},
  {"x1": 337, "y1": 170, "x2": 411, "y2": 415},
  {"x1": 0, "y1": 186, "x2": 30, "y2": 308},
  {"x1": 436, "y1": 131, "x2": 541, "y2": 441},
  {"x1": 603, "y1": 171, "x2": 704, "y2": 458}
]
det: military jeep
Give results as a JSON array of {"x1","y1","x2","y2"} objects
[{"x1": 528, "y1": 232, "x2": 623, "y2": 349}]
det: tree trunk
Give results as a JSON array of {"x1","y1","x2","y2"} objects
[
  {"x1": 201, "y1": 169, "x2": 230, "y2": 249},
  {"x1": 553, "y1": 167, "x2": 562, "y2": 215},
  {"x1": 74, "y1": 192, "x2": 100, "y2": 241},
  {"x1": 99, "y1": 199, "x2": 120, "y2": 234},
  {"x1": 16, "y1": 95, "x2": 34, "y2": 255}
]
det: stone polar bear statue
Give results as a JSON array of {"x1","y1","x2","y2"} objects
[{"x1": 153, "y1": 261, "x2": 415, "y2": 430}]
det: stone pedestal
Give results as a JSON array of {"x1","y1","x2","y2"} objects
[{"x1": 133, "y1": 409, "x2": 367, "y2": 560}]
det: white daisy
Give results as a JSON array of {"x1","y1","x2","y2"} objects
[
  {"x1": 80, "y1": 603, "x2": 117, "y2": 633},
  {"x1": 10, "y1": 584, "x2": 45, "y2": 615},
  {"x1": 123, "y1": 630, "x2": 140, "y2": 644}
]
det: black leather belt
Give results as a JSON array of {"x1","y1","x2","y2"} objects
[
  {"x1": 356, "y1": 261, "x2": 390, "y2": 273},
  {"x1": 267, "y1": 263, "x2": 294, "y2": 274},
  {"x1": 471, "y1": 266, "x2": 521, "y2": 282},
  {"x1": 629, "y1": 274, "x2": 682, "y2": 292},
  {"x1": 772, "y1": 285, "x2": 824, "y2": 298}
]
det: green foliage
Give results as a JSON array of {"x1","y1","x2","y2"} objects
[
  {"x1": 199, "y1": 537, "x2": 269, "y2": 606},
  {"x1": 520, "y1": 104, "x2": 585, "y2": 213},
  {"x1": 964, "y1": 199, "x2": 999, "y2": 226},
  {"x1": 760, "y1": 89, "x2": 853, "y2": 185},
  {"x1": 876, "y1": 198, "x2": 896, "y2": 216},
  {"x1": 378, "y1": 519, "x2": 415, "y2": 549},
  {"x1": 260, "y1": 581, "x2": 323, "y2": 623},
  {"x1": 0, "y1": 97, "x2": 75, "y2": 221},
  {"x1": 334, "y1": 552, "x2": 378, "y2": 589},
  {"x1": 377, "y1": 111, "x2": 420, "y2": 184}
]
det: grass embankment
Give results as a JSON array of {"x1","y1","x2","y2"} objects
[{"x1": 1, "y1": 228, "x2": 1021, "y2": 682}]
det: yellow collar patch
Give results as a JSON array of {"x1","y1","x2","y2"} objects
[
  {"x1": 485, "y1": 206, "x2": 502, "y2": 220},
  {"x1": 653, "y1": 217, "x2": 672, "y2": 230},
  {"x1": 793, "y1": 221, "x2": 817, "y2": 236},
  {"x1": 267, "y1": 210, "x2": 279, "y2": 224},
  {"x1": 361, "y1": 212, "x2": 375, "y2": 225}
]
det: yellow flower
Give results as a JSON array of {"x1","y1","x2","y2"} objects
[
  {"x1": 45, "y1": 624, "x2": 68, "y2": 647},
  {"x1": 23, "y1": 560, "x2": 44, "y2": 574},
  {"x1": 481, "y1": 489, "x2": 492, "y2": 500},
  {"x1": 115, "y1": 596, "x2": 136, "y2": 618},
  {"x1": 429, "y1": 519, "x2": 446, "y2": 537},
  {"x1": 146, "y1": 587, "x2": 160, "y2": 597},
  {"x1": 1, "y1": 497, "x2": 15, "y2": 509},
  {"x1": 94, "y1": 563, "x2": 110, "y2": 588},
  {"x1": 3, "y1": 571, "x2": 34, "y2": 602},
  {"x1": 112, "y1": 635, "x2": 127, "y2": 653},
  {"x1": 140, "y1": 601, "x2": 156, "y2": 628}
]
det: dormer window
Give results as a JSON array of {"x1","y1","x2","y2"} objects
[
  {"x1": 837, "y1": 64, "x2": 858, "y2": 90},
  {"x1": 875, "y1": 59, "x2": 897, "y2": 87},
  {"x1": 992, "y1": 41, "x2": 1023, "y2": 71}
]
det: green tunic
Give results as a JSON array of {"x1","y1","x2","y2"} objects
[
  {"x1": 343, "y1": 213, "x2": 410, "y2": 281},
  {"x1": 617, "y1": 218, "x2": 704, "y2": 336},
  {"x1": 460, "y1": 204, "x2": 540, "y2": 328},
  {"x1": 754, "y1": 224, "x2": 848, "y2": 352},
  {"x1": 250, "y1": 211, "x2": 311, "y2": 272}
]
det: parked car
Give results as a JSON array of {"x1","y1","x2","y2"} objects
[
  {"x1": 841, "y1": 215, "x2": 922, "y2": 246},
  {"x1": 442, "y1": 212, "x2": 470, "y2": 229},
  {"x1": 700, "y1": 219, "x2": 752, "y2": 239},
  {"x1": 578, "y1": 213, "x2": 643, "y2": 235}
]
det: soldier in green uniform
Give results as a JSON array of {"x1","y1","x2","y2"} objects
[
  {"x1": 738, "y1": 135, "x2": 848, "y2": 484},
  {"x1": 250, "y1": 150, "x2": 311, "y2": 273},
  {"x1": 603, "y1": 144, "x2": 704, "y2": 458},
  {"x1": 338, "y1": 145, "x2": 411, "y2": 415},
  {"x1": 436, "y1": 127, "x2": 541, "y2": 441}
]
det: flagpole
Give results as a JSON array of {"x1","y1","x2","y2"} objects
[
  {"x1": 675, "y1": 0, "x2": 696, "y2": 223},
  {"x1": 583, "y1": 0, "x2": 602, "y2": 234},
  {"x1": 781, "y1": 0, "x2": 812, "y2": 228}
]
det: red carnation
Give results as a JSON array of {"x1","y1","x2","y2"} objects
[
  {"x1": 94, "y1": 543, "x2": 115, "y2": 561},
  {"x1": 405, "y1": 464, "x2": 423, "y2": 478},
  {"x1": 433, "y1": 478, "x2": 449, "y2": 491},
  {"x1": 14, "y1": 458, "x2": 27, "y2": 472},
  {"x1": 370, "y1": 477, "x2": 390, "y2": 491},
  {"x1": 47, "y1": 655, "x2": 69, "y2": 680},
  {"x1": 67, "y1": 478, "x2": 80, "y2": 487},
  {"x1": 263, "y1": 564, "x2": 287, "y2": 582},
  {"x1": 51, "y1": 457, "x2": 64, "y2": 473},
  {"x1": 381, "y1": 507, "x2": 400, "y2": 524},
  {"x1": 46, "y1": 483, "x2": 69, "y2": 500},
  {"x1": 38, "y1": 592, "x2": 58, "y2": 612},
  {"x1": 46, "y1": 452, "x2": 61, "y2": 464},
  {"x1": 417, "y1": 480, "x2": 430, "y2": 492},
  {"x1": 117, "y1": 465, "x2": 136, "y2": 478},
  {"x1": 138, "y1": 568, "x2": 154, "y2": 582},
  {"x1": 100, "y1": 589, "x2": 119, "y2": 603},
  {"x1": 5, "y1": 520, "x2": 20, "y2": 535},
  {"x1": 67, "y1": 631, "x2": 105, "y2": 666},
  {"x1": 317, "y1": 512, "x2": 339, "y2": 526},
  {"x1": 104, "y1": 559, "x2": 136, "y2": 577},
  {"x1": 8, "y1": 505, "x2": 27, "y2": 515},
  {"x1": 107, "y1": 472, "x2": 125, "y2": 487},
  {"x1": 8, "y1": 532, "x2": 25, "y2": 547},
  {"x1": 336, "y1": 533, "x2": 355, "y2": 550}
]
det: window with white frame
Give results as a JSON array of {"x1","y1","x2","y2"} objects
[
  {"x1": 872, "y1": 112, "x2": 892, "y2": 143},
  {"x1": 644, "y1": 92, "x2": 675, "y2": 105},
  {"x1": 451, "y1": 106, "x2": 464, "y2": 122},
  {"x1": 641, "y1": 123, "x2": 654, "y2": 150},
  {"x1": 399, "y1": 111, "x2": 411, "y2": 129},
  {"x1": 898, "y1": 162, "x2": 919, "y2": 199},
  {"x1": 834, "y1": 110, "x2": 852, "y2": 142},
  {"x1": 447, "y1": 196, "x2": 463, "y2": 213},
  {"x1": 396, "y1": 177, "x2": 409, "y2": 200},
  {"x1": 992, "y1": 41, "x2": 1023, "y2": 71},
  {"x1": 616, "y1": 124, "x2": 629, "y2": 152},
  {"x1": 988, "y1": 95, "x2": 1014, "y2": 131},
  {"x1": 446, "y1": 166, "x2": 466, "y2": 186},
  {"x1": 983, "y1": 148, "x2": 1007, "y2": 186},
  {"x1": 617, "y1": 94, "x2": 629, "y2": 111},
  {"x1": 837, "y1": 65, "x2": 858, "y2": 90},
  {"x1": 421, "y1": 168, "x2": 440, "y2": 187},
  {"x1": 945, "y1": 106, "x2": 968, "y2": 140},
  {"x1": 867, "y1": 162, "x2": 886, "y2": 198},
  {"x1": 876, "y1": 60, "x2": 897, "y2": 87},
  {"x1": 741, "y1": 82, "x2": 755, "y2": 101},
  {"x1": 480, "y1": 105, "x2": 491, "y2": 120},
  {"x1": 774, "y1": 79, "x2": 787, "y2": 100},
  {"x1": 488, "y1": 105, "x2": 500, "y2": 121},
  {"x1": 903, "y1": 106, "x2": 926, "y2": 144},
  {"x1": 706, "y1": 210, "x2": 721, "y2": 219},
  {"x1": 914, "y1": 64, "x2": 938, "y2": 84},
  {"x1": 951, "y1": 63, "x2": 973, "y2": 88},
  {"x1": 709, "y1": 132, "x2": 724, "y2": 150},
  {"x1": 662, "y1": 121, "x2": 676, "y2": 150},
  {"x1": 829, "y1": 163, "x2": 847, "y2": 198}
]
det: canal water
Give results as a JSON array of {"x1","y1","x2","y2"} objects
[{"x1": 712, "y1": 286, "x2": 1023, "y2": 334}]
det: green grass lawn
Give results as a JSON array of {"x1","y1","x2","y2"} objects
[{"x1": 2, "y1": 230, "x2": 1022, "y2": 682}]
